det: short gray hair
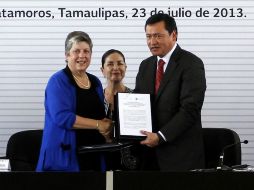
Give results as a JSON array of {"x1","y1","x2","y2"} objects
[{"x1": 65, "y1": 31, "x2": 93, "y2": 54}]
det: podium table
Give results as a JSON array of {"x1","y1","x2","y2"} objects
[
  {"x1": 0, "y1": 171, "x2": 105, "y2": 190},
  {"x1": 1, "y1": 171, "x2": 254, "y2": 190},
  {"x1": 114, "y1": 171, "x2": 254, "y2": 190}
]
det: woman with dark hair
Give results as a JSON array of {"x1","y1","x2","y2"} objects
[
  {"x1": 101, "y1": 49, "x2": 140, "y2": 170},
  {"x1": 101, "y1": 49, "x2": 132, "y2": 115}
]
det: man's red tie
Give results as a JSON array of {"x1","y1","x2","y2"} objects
[{"x1": 155, "y1": 59, "x2": 165, "y2": 95}]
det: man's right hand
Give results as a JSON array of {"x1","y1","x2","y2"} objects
[{"x1": 97, "y1": 118, "x2": 113, "y2": 142}]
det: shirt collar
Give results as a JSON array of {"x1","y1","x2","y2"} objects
[{"x1": 157, "y1": 43, "x2": 177, "y2": 65}]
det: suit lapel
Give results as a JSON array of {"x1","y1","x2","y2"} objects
[
  {"x1": 156, "y1": 45, "x2": 182, "y2": 101},
  {"x1": 145, "y1": 57, "x2": 157, "y2": 94}
]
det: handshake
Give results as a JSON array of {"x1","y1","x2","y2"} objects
[{"x1": 96, "y1": 118, "x2": 114, "y2": 143}]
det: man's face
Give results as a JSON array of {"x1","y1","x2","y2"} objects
[{"x1": 145, "y1": 21, "x2": 177, "y2": 57}]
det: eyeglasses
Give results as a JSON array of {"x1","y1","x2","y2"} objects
[{"x1": 146, "y1": 33, "x2": 168, "y2": 40}]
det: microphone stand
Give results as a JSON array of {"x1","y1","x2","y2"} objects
[
  {"x1": 191, "y1": 140, "x2": 248, "y2": 172},
  {"x1": 216, "y1": 140, "x2": 248, "y2": 171},
  {"x1": 216, "y1": 152, "x2": 232, "y2": 171}
]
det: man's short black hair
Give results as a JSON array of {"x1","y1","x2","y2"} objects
[{"x1": 145, "y1": 13, "x2": 178, "y2": 35}]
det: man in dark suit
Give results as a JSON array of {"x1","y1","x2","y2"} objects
[{"x1": 135, "y1": 13, "x2": 206, "y2": 171}]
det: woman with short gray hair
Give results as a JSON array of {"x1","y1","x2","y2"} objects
[{"x1": 36, "y1": 31, "x2": 112, "y2": 172}]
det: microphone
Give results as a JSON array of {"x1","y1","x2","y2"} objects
[{"x1": 217, "y1": 140, "x2": 248, "y2": 170}]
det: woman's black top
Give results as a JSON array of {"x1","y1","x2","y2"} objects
[{"x1": 64, "y1": 66, "x2": 106, "y2": 147}]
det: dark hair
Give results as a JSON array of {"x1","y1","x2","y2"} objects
[
  {"x1": 65, "y1": 31, "x2": 93, "y2": 54},
  {"x1": 145, "y1": 13, "x2": 178, "y2": 36},
  {"x1": 101, "y1": 49, "x2": 126, "y2": 68}
]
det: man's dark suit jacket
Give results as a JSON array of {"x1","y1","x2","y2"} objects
[{"x1": 135, "y1": 44, "x2": 206, "y2": 171}]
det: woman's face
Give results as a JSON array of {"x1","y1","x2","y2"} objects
[
  {"x1": 66, "y1": 41, "x2": 91, "y2": 73},
  {"x1": 101, "y1": 52, "x2": 127, "y2": 83}
]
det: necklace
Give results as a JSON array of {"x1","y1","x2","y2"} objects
[{"x1": 72, "y1": 73, "x2": 90, "y2": 89}]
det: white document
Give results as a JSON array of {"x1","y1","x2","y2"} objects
[{"x1": 118, "y1": 93, "x2": 152, "y2": 136}]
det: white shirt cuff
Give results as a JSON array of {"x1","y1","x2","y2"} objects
[{"x1": 158, "y1": 131, "x2": 167, "y2": 142}]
